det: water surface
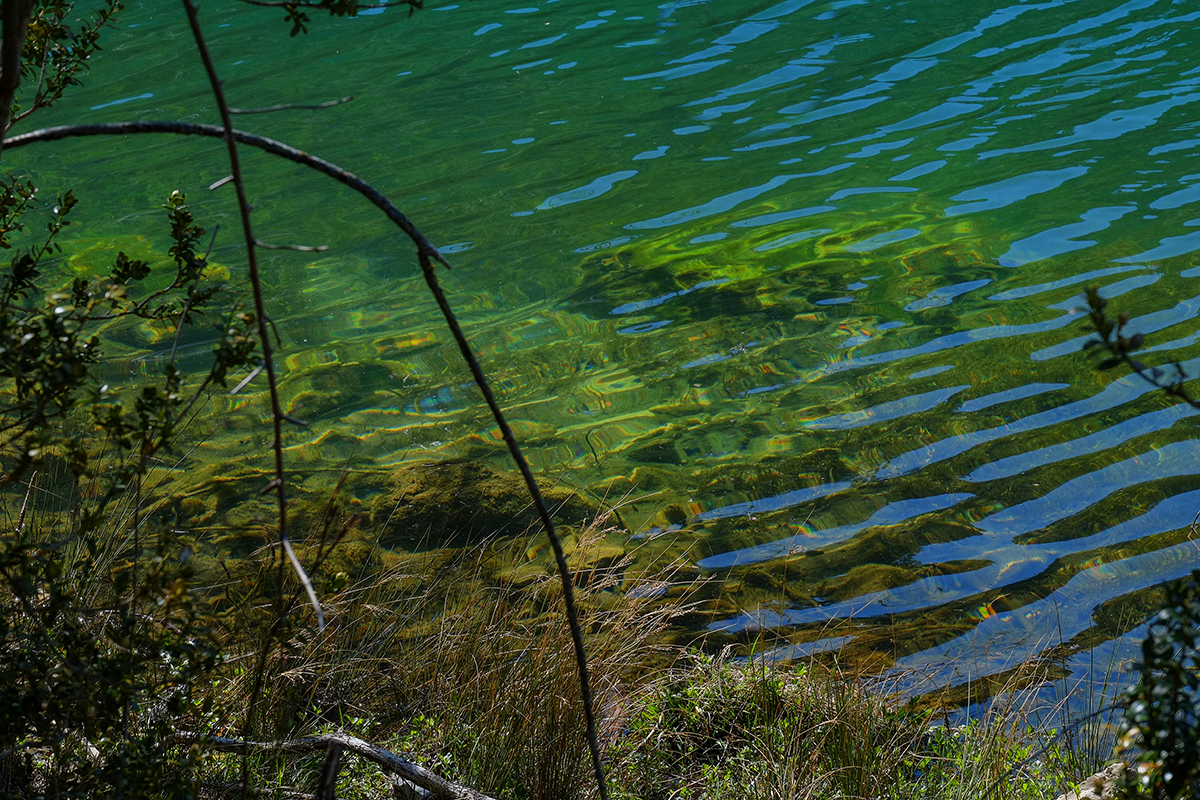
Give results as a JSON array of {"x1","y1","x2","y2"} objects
[{"x1": 11, "y1": 0, "x2": 1200, "y2": 695}]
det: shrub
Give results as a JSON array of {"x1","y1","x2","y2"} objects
[{"x1": 1118, "y1": 569, "x2": 1200, "y2": 799}]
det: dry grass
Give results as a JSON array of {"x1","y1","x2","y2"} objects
[{"x1": 213, "y1": 504, "x2": 692, "y2": 800}]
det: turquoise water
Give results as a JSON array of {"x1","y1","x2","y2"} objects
[{"x1": 10, "y1": 0, "x2": 1200, "y2": 691}]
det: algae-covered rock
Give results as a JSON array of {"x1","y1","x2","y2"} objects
[{"x1": 370, "y1": 459, "x2": 604, "y2": 550}]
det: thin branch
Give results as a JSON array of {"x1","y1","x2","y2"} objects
[
  {"x1": 4, "y1": 121, "x2": 450, "y2": 269},
  {"x1": 0, "y1": 0, "x2": 35, "y2": 146},
  {"x1": 170, "y1": 731, "x2": 499, "y2": 800},
  {"x1": 229, "y1": 364, "x2": 264, "y2": 395},
  {"x1": 231, "y1": 95, "x2": 353, "y2": 114},
  {"x1": 417, "y1": 252, "x2": 610, "y2": 800},
  {"x1": 4, "y1": 117, "x2": 608, "y2": 800},
  {"x1": 179, "y1": 0, "x2": 323, "y2": 638},
  {"x1": 1084, "y1": 286, "x2": 1200, "y2": 409},
  {"x1": 315, "y1": 740, "x2": 343, "y2": 800}
]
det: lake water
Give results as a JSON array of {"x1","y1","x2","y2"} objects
[{"x1": 10, "y1": 0, "x2": 1200, "y2": 696}]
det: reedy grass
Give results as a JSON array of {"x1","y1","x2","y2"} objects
[
  {"x1": 213, "y1": 504, "x2": 691, "y2": 799},
  {"x1": 606, "y1": 648, "x2": 1121, "y2": 800}
]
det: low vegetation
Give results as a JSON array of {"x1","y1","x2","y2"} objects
[{"x1": 0, "y1": 471, "x2": 1141, "y2": 799}]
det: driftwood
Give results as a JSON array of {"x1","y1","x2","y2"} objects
[{"x1": 171, "y1": 731, "x2": 498, "y2": 800}]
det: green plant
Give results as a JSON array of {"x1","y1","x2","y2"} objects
[
  {"x1": 1117, "y1": 570, "x2": 1200, "y2": 799},
  {"x1": 0, "y1": 181, "x2": 257, "y2": 796},
  {"x1": 610, "y1": 650, "x2": 930, "y2": 800},
  {"x1": 1082, "y1": 289, "x2": 1200, "y2": 798},
  {"x1": 3, "y1": 0, "x2": 622, "y2": 794},
  {"x1": 0, "y1": 518, "x2": 220, "y2": 798}
]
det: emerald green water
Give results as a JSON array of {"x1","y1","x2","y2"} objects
[{"x1": 10, "y1": 0, "x2": 1200, "y2": 694}]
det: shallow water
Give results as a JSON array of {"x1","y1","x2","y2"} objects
[{"x1": 10, "y1": 0, "x2": 1200, "y2": 694}]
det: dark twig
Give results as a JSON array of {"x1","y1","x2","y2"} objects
[
  {"x1": 315, "y1": 741, "x2": 344, "y2": 800},
  {"x1": 0, "y1": 0, "x2": 36, "y2": 147},
  {"x1": 231, "y1": 95, "x2": 353, "y2": 114},
  {"x1": 1084, "y1": 285, "x2": 1200, "y2": 410},
  {"x1": 180, "y1": 0, "x2": 323, "y2": 634},
  {"x1": 3, "y1": 121, "x2": 451, "y2": 270},
  {"x1": 416, "y1": 252, "x2": 610, "y2": 800},
  {"x1": 5, "y1": 117, "x2": 609, "y2": 800}
]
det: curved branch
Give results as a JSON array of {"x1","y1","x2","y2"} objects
[
  {"x1": 4, "y1": 118, "x2": 610, "y2": 799},
  {"x1": 2, "y1": 120, "x2": 451, "y2": 268}
]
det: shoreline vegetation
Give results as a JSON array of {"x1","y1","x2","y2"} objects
[{"x1": 0, "y1": 477, "x2": 1135, "y2": 799}]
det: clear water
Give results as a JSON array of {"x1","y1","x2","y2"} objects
[{"x1": 10, "y1": 0, "x2": 1200, "y2": 693}]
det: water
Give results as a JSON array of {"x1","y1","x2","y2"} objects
[{"x1": 9, "y1": 0, "x2": 1200, "y2": 694}]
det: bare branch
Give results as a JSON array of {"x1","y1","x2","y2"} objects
[
  {"x1": 1084, "y1": 285, "x2": 1200, "y2": 409},
  {"x1": 5, "y1": 121, "x2": 451, "y2": 268},
  {"x1": 5, "y1": 116, "x2": 608, "y2": 800},
  {"x1": 315, "y1": 740, "x2": 343, "y2": 800},
  {"x1": 0, "y1": 0, "x2": 36, "y2": 147},
  {"x1": 229, "y1": 364, "x2": 264, "y2": 395},
  {"x1": 231, "y1": 95, "x2": 353, "y2": 114},
  {"x1": 170, "y1": 731, "x2": 499, "y2": 800},
  {"x1": 417, "y1": 250, "x2": 610, "y2": 800},
  {"x1": 180, "y1": 0, "x2": 324, "y2": 638}
]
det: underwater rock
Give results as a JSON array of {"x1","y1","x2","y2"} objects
[{"x1": 370, "y1": 459, "x2": 604, "y2": 550}]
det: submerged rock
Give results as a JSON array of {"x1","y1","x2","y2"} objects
[{"x1": 370, "y1": 459, "x2": 604, "y2": 550}]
